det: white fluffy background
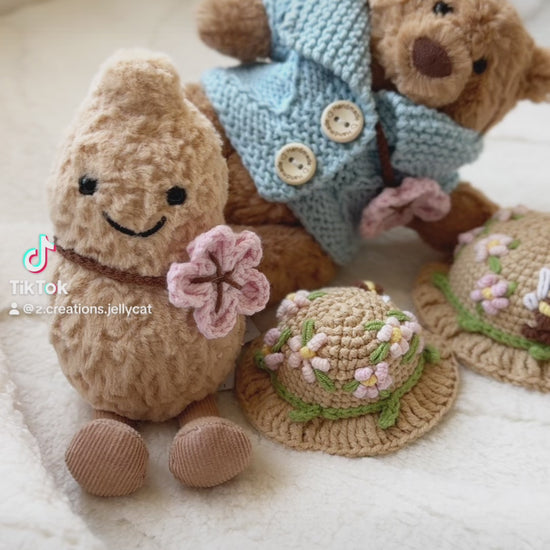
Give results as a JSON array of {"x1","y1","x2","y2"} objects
[{"x1": 0, "y1": 1, "x2": 549, "y2": 549}]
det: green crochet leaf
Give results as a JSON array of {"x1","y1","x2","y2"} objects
[
  {"x1": 370, "y1": 342, "x2": 390, "y2": 363},
  {"x1": 308, "y1": 291, "x2": 327, "y2": 301},
  {"x1": 343, "y1": 379, "x2": 360, "y2": 393},
  {"x1": 489, "y1": 256, "x2": 502, "y2": 274},
  {"x1": 506, "y1": 282, "x2": 519, "y2": 298},
  {"x1": 423, "y1": 345, "x2": 440, "y2": 364},
  {"x1": 302, "y1": 320, "x2": 315, "y2": 346},
  {"x1": 272, "y1": 328, "x2": 292, "y2": 353},
  {"x1": 254, "y1": 351, "x2": 267, "y2": 371},
  {"x1": 378, "y1": 396, "x2": 401, "y2": 429},
  {"x1": 364, "y1": 320, "x2": 385, "y2": 331},
  {"x1": 314, "y1": 369, "x2": 336, "y2": 392},
  {"x1": 475, "y1": 302, "x2": 485, "y2": 317},
  {"x1": 509, "y1": 240, "x2": 521, "y2": 250},
  {"x1": 388, "y1": 310, "x2": 411, "y2": 322},
  {"x1": 402, "y1": 334, "x2": 420, "y2": 364}
]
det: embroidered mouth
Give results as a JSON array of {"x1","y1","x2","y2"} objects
[{"x1": 103, "y1": 212, "x2": 167, "y2": 238}]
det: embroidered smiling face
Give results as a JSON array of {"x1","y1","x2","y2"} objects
[
  {"x1": 370, "y1": 0, "x2": 550, "y2": 133},
  {"x1": 48, "y1": 51, "x2": 228, "y2": 276}
]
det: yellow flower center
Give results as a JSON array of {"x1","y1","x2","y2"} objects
[
  {"x1": 300, "y1": 346, "x2": 315, "y2": 360},
  {"x1": 262, "y1": 345, "x2": 271, "y2": 355},
  {"x1": 539, "y1": 301, "x2": 550, "y2": 318},
  {"x1": 482, "y1": 288, "x2": 494, "y2": 300},
  {"x1": 390, "y1": 327, "x2": 402, "y2": 344},
  {"x1": 487, "y1": 239, "x2": 501, "y2": 250},
  {"x1": 362, "y1": 374, "x2": 378, "y2": 388},
  {"x1": 287, "y1": 293, "x2": 296, "y2": 301}
]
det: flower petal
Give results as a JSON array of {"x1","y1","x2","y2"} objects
[
  {"x1": 353, "y1": 385, "x2": 368, "y2": 399},
  {"x1": 308, "y1": 333, "x2": 328, "y2": 352},
  {"x1": 364, "y1": 386, "x2": 380, "y2": 399},
  {"x1": 377, "y1": 325, "x2": 393, "y2": 342},
  {"x1": 234, "y1": 269, "x2": 270, "y2": 316},
  {"x1": 264, "y1": 353, "x2": 284, "y2": 370},
  {"x1": 288, "y1": 352, "x2": 302, "y2": 369},
  {"x1": 355, "y1": 367, "x2": 374, "y2": 382},
  {"x1": 311, "y1": 357, "x2": 330, "y2": 372},
  {"x1": 288, "y1": 336, "x2": 302, "y2": 352},
  {"x1": 264, "y1": 328, "x2": 282, "y2": 347},
  {"x1": 302, "y1": 363, "x2": 315, "y2": 384}
]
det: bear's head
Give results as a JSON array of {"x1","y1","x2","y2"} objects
[
  {"x1": 48, "y1": 51, "x2": 228, "y2": 277},
  {"x1": 369, "y1": 0, "x2": 550, "y2": 132}
]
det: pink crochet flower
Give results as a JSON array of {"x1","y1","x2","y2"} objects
[
  {"x1": 288, "y1": 332, "x2": 330, "y2": 384},
  {"x1": 167, "y1": 225, "x2": 270, "y2": 339},
  {"x1": 376, "y1": 314, "x2": 419, "y2": 359},
  {"x1": 475, "y1": 234, "x2": 514, "y2": 262},
  {"x1": 353, "y1": 362, "x2": 393, "y2": 399},
  {"x1": 360, "y1": 177, "x2": 451, "y2": 239},
  {"x1": 262, "y1": 328, "x2": 284, "y2": 370},
  {"x1": 470, "y1": 274, "x2": 510, "y2": 315},
  {"x1": 455, "y1": 226, "x2": 484, "y2": 255},
  {"x1": 276, "y1": 290, "x2": 310, "y2": 320}
]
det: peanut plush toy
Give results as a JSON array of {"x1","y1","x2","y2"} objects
[
  {"x1": 48, "y1": 51, "x2": 269, "y2": 496},
  {"x1": 186, "y1": 0, "x2": 550, "y2": 303}
]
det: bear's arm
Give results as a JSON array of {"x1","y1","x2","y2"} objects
[{"x1": 197, "y1": 0, "x2": 271, "y2": 62}]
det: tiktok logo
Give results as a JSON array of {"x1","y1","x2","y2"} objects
[{"x1": 23, "y1": 234, "x2": 56, "y2": 273}]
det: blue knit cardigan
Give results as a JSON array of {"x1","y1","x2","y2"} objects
[{"x1": 202, "y1": 0, "x2": 483, "y2": 264}]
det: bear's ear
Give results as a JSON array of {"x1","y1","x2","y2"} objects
[{"x1": 522, "y1": 47, "x2": 550, "y2": 103}]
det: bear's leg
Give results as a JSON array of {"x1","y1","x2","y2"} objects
[
  {"x1": 409, "y1": 182, "x2": 499, "y2": 252},
  {"x1": 65, "y1": 410, "x2": 148, "y2": 497},
  {"x1": 169, "y1": 395, "x2": 251, "y2": 488}
]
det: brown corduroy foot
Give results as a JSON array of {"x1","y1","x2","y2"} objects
[
  {"x1": 65, "y1": 418, "x2": 148, "y2": 497},
  {"x1": 169, "y1": 417, "x2": 251, "y2": 488}
]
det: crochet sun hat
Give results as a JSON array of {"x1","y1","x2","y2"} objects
[
  {"x1": 413, "y1": 207, "x2": 550, "y2": 392},
  {"x1": 236, "y1": 286, "x2": 458, "y2": 457}
]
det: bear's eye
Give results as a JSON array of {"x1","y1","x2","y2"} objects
[
  {"x1": 166, "y1": 186, "x2": 187, "y2": 206},
  {"x1": 433, "y1": 2, "x2": 453, "y2": 15},
  {"x1": 78, "y1": 175, "x2": 98, "y2": 195},
  {"x1": 473, "y1": 58, "x2": 488, "y2": 75}
]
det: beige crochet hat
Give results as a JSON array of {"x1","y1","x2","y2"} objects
[
  {"x1": 414, "y1": 207, "x2": 550, "y2": 392},
  {"x1": 236, "y1": 287, "x2": 458, "y2": 457}
]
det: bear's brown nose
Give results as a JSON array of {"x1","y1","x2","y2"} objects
[{"x1": 412, "y1": 37, "x2": 452, "y2": 78}]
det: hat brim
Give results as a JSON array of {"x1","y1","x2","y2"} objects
[
  {"x1": 413, "y1": 263, "x2": 550, "y2": 393},
  {"x1": 235, "y1": 332, "x2": 459, "y2": 457}
]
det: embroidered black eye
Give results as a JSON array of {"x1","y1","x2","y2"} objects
[
  {"x1": 473, "y1": 58, "x2": 488, "y2": 75},
  {"x1": 433, "y1": 2, "x2": 453, "y2": 15},
  {"x1": 166, "y1": 186, "x2": 187, "y2": 206},
  {"x1": 78, "y1": 175, "x2": 98, "y2": 195}
]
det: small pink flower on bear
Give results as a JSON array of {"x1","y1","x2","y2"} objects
[{"x1": 470, "y1": 274, "x2": 510, "y2": 315}]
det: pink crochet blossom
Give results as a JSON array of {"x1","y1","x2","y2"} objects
[
  {"x1": 360, "y1": 177, "x2": 451, "y2": 239},
  {"x1": 263, "y1": 328, "x2": 284, "y2": 370},
  {"x1": 454, "y1": 226, "x2": 484, "y2": 255},
  {"x1": 276, "y1": 290, "x2": 310, "y2": 320},
  {"x1": 376, "y1": 315, "x2": 417, "y2": 359},
  {"x1": 470, "y1": 274, "x2": 510, "y2": 316},
  {"x1": 475, "y1": 234, "x2": 514, "y2": 262},
  {"x1": 167, "y1": 225, "x2": 270, "y2": 339},
  {"x1": 288, "y1": 333, "x2": 330, "y2": 384},
  {"x1": 353, "y1": 363, "x2": 393, "y2": 399}
]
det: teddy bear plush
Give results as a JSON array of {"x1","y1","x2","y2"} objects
[
  {"x1": 48, "y1": 50, "x2": 269, "y2": 496},
  {"x1": 185, "y1": 0, "x2": 550, "y2": 304}
]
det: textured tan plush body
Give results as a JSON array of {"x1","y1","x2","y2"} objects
[
  {"x1": 51, "y1": 261, "x2": 244, "y2": 422},
  {"x1": 49, "y1": 51, "x2": 252, "y2": 493},
  {"x1": 192, "y1": 0, "x2": 550, "y2": 301}
]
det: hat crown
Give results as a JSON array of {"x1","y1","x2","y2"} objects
[
  {"x1": 263, "y1": 288, "x2": 425, "y2": 411},
  {"x1": 448, "y1": 209, "x2": 550, "y2": 348}
]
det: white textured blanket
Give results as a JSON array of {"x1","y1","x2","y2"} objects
[{"x1": 1, "y1": 1, "x2": 549, "y2": 549}]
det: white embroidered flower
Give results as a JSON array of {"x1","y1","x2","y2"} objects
[
  {"x1": 276, "y1": 290, "x2": 310, "y2": 320},
  {"x1": 377, "y1": 316, "x2": 415, "y2": 358}
]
